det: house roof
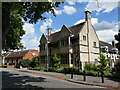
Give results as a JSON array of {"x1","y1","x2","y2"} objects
[
  {"x1": 5, "y1": 50, "x2": 29, "y2": 58},
  {"x1": 47, "y1": 22, "x2": 85, "y2": 43},
  {"x1": 69, "y1": 22, "x2": 85, "y2": 35},
  {"x1": 99, "y1": 41, "x2": 113, "y2": 51}
]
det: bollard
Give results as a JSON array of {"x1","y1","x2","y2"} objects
[
  {"x1": 83, "y1": 70, "x2": 86, "y2": 81},
  {"x1": 71, "y1": 68, "x2": 73, "y2": 79}
]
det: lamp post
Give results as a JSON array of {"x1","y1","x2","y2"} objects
[
  {"x1": 46, "y1": 37, "x2": 49, "y2": 71},
  {"x1": 46, "y1": 28, "x2": 51, "y2": 70}
]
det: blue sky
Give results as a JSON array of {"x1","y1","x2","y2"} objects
[{"x1": 21, "y1": 0, "x2": 119, "y2": 50}]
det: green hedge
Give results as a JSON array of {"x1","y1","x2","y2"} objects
[
  {"x1": 19, "y1": 59, "x2": 32, "y2": 68},
  {"x1": 27, "y1": 66, "x2": 113, "y2": 77},
  {"x1": 84, "y1": 63, "x2": 98, "y2": 71}
]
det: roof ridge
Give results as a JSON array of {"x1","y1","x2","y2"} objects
[{"x1": 99, "y1": 41, "x2": 112, "y2": 45}]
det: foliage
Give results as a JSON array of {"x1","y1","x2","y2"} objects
[
  {"x1": 114, "y1": 30, "x2": 120, "y2": 51},
  {"x1": 2, "y1": 8, "x2": 25, "y2": 51},
  {"x1": 31, "y1": 57, "x2": 39, "y2": 67},
  {"x1": 15, "y1": 63, "x2": 21, "y2": 68},
  {"x1": 19, "y1": 59, "x2": 31, "y2": 68},
  {"x1": 28, "y1": 67, "x2": 41, "y2": 71},
  {"x1": 112, "y1": 60, "x2": 120, "y2": 79},
  {"x1": 84, "y1": 63, "x2": 98, "y2": 71},
  {"x1": 52, "y1": 54, "x2": 60, "y2": 69},
  {"x1": 2, "y1": 2, "x2": 62, "y2": 51},
  {"x1": 97, "y1": 53, "x2": 109, "y2": 72}
]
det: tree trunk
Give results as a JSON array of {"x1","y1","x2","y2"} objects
[{"x1": 101, "y1": 71, "x2": 104, "y2": 83}]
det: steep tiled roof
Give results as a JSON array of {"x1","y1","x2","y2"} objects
[
  {"x1": 69, "y1": 22, "x2": 85, "y2": 36},
  {"x1": 99, "y1": 41, "x2": 113, "y2": 51},
  {"x1": 6, "y1": 50, "x2": 29, "y2": 58},
  {"x1": 48, "y1": 22, "x2": 85, "y2": 43},
  {"x1": 48, "y1": 31, "x2": 60, "y2": 43}
]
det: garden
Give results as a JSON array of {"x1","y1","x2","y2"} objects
[{"x1": 15, "y1": 53, "x2": 120, "y2": 81}]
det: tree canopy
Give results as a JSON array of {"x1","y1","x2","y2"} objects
[
  {"x1": 114, "y1": 30, "x2": 120, "y2": 51},
  {"x1": 2, "y1": 2, "x2": 62, "y2": 51}
]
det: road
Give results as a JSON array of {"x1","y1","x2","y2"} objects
[{"x1": 1, "y1": 68, "x2": 114, "y2": 89}]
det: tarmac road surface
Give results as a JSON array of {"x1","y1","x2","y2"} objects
[{"x1": 1, "y1": 68, "x2": 115, "y2": 89}]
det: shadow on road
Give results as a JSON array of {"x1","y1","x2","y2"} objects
[{"x1": 2, "y1": 71, "x2": 46, "y2": 89}]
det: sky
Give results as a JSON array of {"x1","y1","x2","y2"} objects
[{"x1": 21, "y1": 0, "x2": 120, "y2": 51}]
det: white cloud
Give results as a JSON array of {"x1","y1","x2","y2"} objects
[
  {"x1": 40, "y1": 19, "x2": 53, "y2": 33},
  {"x1": 86, "y1": 0, "x2": 119, "y2": 13},
  {"x1": 96, "y1": 30, "x2": 117, "y2": 42},
  {"x1": 21, "y1": 36, "x2": 39, "y2": 50},
  {"x1": 74, "y1": 18, "x2": 118, "y2": 43},
  {"x1": 74, "y1": 18, "x2": 98, "y2": 25},
  {"x1": 94, "y1": 21, "x2": 115, "y2": 30},
  {"x1": 63, "y1": 6, "x2": 76, "y2": 15},
  {"x1": 54, "y1": 8, "x2": 62, "y2": 15},
  {"x1": 67, "y1": 1, "x2": 76, "y2": 5},
  {"x1": 21, "y1": 23, "x2": 40, "y2": 50},
  {"x1": 23, "y1": 23, "x2": 35, "y2": 34},
  {"x1": 74, "y1": 19, "x2": 85, "y2": 25},
  {"x1": 67, "y1": 0, "x2": 89, "y2": 3}
]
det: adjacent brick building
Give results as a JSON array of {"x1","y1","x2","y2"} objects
[{"x1": 3, "y1": 49, "x2": 39, "y2": 65}]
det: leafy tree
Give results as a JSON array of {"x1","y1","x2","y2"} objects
[
  {"x1": 97, "y1": 53, "x2": 109, "y2": 83},
  {"x1": 2, "y1": 14, "x2": 25, "y2": 51},
  {"x1": 112, "y1": 60, "x2": 120, "y2": 80},
  {"x1": 19, "y1": 59, "x2": 31, "y2": 68},
  {"x1": 31, "y1": 57, "x2": 39, "y2": 67},
  {"x1": 114, "y1": 29, "x2": 120, "y2": 51},
  {"x1": 52, "y1": 54, "x2": 60, "y2": 69},
  {"x1": 2, "y1": 2, "x2": 62, "y2": 51}
]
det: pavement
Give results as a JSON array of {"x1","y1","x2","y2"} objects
[{"x1": 17, "y1": 68, "x2": 120, "y2": 89}]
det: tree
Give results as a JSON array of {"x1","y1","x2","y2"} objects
[
  {"x1": 2, "y1": 13, "x2": 25, "y2": 51},
  {"x1": 52, "y1": 54, "x2": 60, "y2": 69},
  {"x1": 2, "y1": 2, "x2": 62, "y2": 51},
  {"x1": 97, "y1": 53, "x2": 109, "y2": 83},
  {"x1": 31, "y1": 57, "x2": 39, "y2": 67},
  {"x1": 114, "y1": 29, "x2": 120, "y2": 51}
]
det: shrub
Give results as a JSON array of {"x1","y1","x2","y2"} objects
[
  {"x1": 85, "y1": 70, "x2": 98, "y2": 76},
  {"x1": 28, "y1": 67, "x2": 41, "y2": 70},
  {"x1": 104, "y1": 71, "x2": 112, "y2": 77},
  {"x1": 52, "y1": 54, "x2": 60, "y2": 69},
  {"x1": 19, "y1": 59, "x2": 31, "y2": 68},
  {"x1": 15, "y1": 63, "x2": 20, "y2": 68},
  {"x1": 31, "y1": 57, "x2": 39, "y2": 67},
  {"x1": 84, "y1": 63, "x2": 98, "y2": 71},
  {"x1": 112, "y1": 60, "x2": 120, "y2": 79}
]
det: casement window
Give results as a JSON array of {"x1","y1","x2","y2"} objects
[
  {"x1": 93, "y1": 41, "x2": 96, "y2": 47},
  {"x1": 40, "y1": 44, "x2": 46, "y2": 51},
  {"x1": 83, "y1": 35, "x2": 86, "y2": 41},
  {"x1": 60, "y1": 38, "x2": 68, "y2": 46},
  {"x1": 40, "y1": 56, "x2": 46, "y2": 64}
]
